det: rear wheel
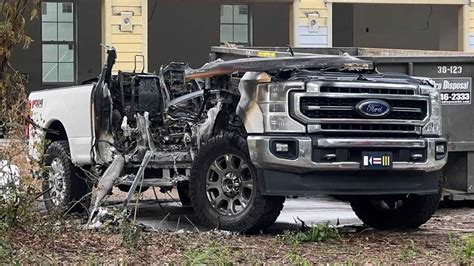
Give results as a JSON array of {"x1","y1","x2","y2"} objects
[
  {"x1": 42, "y1": 141, "x2": 91, "y2": 213},
  {"x1": 350, "y1": 190, "x2": 441, "y2": 230},
  {"x1": 189, "y1": 132, "x2": 285, "y2": 233}
]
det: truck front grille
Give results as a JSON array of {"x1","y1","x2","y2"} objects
[
  {"x1": 320, "y1": 86, "x2": 415, "y2": 95},
  {"x1": 321, "y1": 123, "x2": 416, "y2": 132},
  {"x1": 291, "y1": 81, "x2": 430, "y2": 135},
  {"x1": 300, "y1": 97, "x2": 428, "y2": 121}
]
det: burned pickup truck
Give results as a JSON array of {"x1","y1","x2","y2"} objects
[{"x1": 29, "y1": 47, "x2": 447, "y2": 232}]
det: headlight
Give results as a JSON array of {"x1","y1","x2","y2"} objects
[
  {"x1": 421, "y1": 84, "x2": 442, "y2": 136},
  {"x1": 255, "y1": 82, "x2": 305, "y2": 133}
]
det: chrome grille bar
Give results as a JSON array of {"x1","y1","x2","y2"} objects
[{"x1": 291, "y1": 81, "x2": 430, "y2": 134}]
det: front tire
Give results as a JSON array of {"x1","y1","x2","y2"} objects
[
  {"x1": 350, "y1": 190, "x2": 441, "y2": 230},
  {"x1": 42, "y1": 141, "x2": 91, "y2": 213},
  {"x1": 189, "y1": 132, "x2": 285, "y2": 233}
]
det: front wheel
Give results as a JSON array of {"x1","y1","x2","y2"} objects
[
  {"x1": 350, "y1": 190, "x2": 441, "y2": 230},
  {"x1": 189, "y1": 132, "x2": 285, "y2": 233}
]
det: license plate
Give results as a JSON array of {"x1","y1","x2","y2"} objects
[{"x1": 361, "y1": 152, "x2": 393, "y2": 170}]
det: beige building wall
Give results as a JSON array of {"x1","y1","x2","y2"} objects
[
  {"x1": 294, "y1": 0, "x2": 474, "y2": 52},
  {"x1": 100, "y1": 0, "x2": 474, "y2": 70},
  {"x1": 293, "y1": 0, "x2": 331, "y2": 47},
  {"x1": 102, "y1": 0, "x2": 148, "y2": 72},
  {"x1": 468, "y1": 0, "x2": 474, "y2": 51}
]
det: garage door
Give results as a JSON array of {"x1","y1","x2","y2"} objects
[
  {"x1": 333, "y1": 4, "x2": 460, "y2": 51},
  {"x1": 148, "y1": 1, "x2": 290, "y2": 70}
]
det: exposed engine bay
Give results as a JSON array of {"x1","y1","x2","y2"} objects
[{"x1": 87, "y1": 47, "x2": 376, "y2": 218}]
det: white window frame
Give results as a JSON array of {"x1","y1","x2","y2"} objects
[
  {"x1": 220, "y1": 4, "x2": 251, "y2": 46},
  {"x1": 41, "y1": 0, "x2": 77, "y2": 85}
]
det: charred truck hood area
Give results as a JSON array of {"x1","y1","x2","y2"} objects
[
  {"x1": 185, "y1": 54, "x2": 374, "y2": 79},
  {"x1": 87, "y1": 49, "x2": 382, "y2": 220},
  {"x1": 91, "y1": 48, "x2": 384, "y2": 163}
]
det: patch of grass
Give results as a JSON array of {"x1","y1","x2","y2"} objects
[
  {"x1": 120, "y1": 220, "x2": 142, "y2": 251},
  {"x1": 278, "y1": 223, "x2": 339, "y2": 265},
  {"x1": 280, "y1": 223, "x2": 340, "y2": 245},
  {"x1": 0, "y1": 235, "x2": 12, "y2": 263},
  {"x1": 450, "y1": 234, "x2": 463, "y2": 264},
  {"x1": 0, "y1": 236, "x2": 58, "y2": 265},
  {"x1": 12, "y1": 247, "x2": 57, "y2": 264},
  {"x1": 285, "y1": 250, "x2": 310, "y2": 265},
  {"x1": 398, "y1": 239, "x2": 418, "y2": 263},
  {"x1": 0, "y1": 179, "x2": 39, "y2": 230},
  {"x1": 185, "y1": 242, "x2": 231, "y2": 265},
  {"x1": 449, "y1": 233, "x2": 474, "y2": 264},
  {"x1": 86, "y1": 254, "x2": 103, "y2": 265},
  {"x1": 462, "y1": 234, "x2": 474, "y2": 261}
]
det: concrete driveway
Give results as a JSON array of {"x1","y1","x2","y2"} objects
[{"x1": 127, "y1": 195, "x2": 362, "y2": 233}]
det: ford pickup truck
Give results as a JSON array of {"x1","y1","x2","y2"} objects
[{"x1": 29, "y1": 47, "x2": 448, "y2": 232}]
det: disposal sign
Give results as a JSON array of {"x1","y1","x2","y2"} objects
[{"x1": 432, "y1": 77, "x2": 472, "y2": 105}]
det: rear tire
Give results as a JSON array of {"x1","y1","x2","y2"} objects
[
  {"x1": 350, "y1": 175, "x2": 442, "y2": 230},
  {"x1": 189, "y1": 132, "x2": 285, "y2": 233},
  {"x1": 42, "y1": 141, "x2": 91, "y2": 213}
]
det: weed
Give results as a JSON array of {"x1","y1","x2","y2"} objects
[
  {"x1": 120, "y1": 220, "x2": 142, "y2": 251},
  {"x1": 300, "y1": 223, "x2": 340, "y2": 242},
  {"x1": 285, "y1": 250, "x2": 310, "y2": 265},
  {"x1": 398, "y1": 239, "x2": 417, "y2": 263},
  {"x1": 280, "y1": 229, "x2": 299, "y2": 246},
  {"x1": 449, "y1": 234, "x2": 464, "y2": 263},
  {"x1": 0, "y1": 177, "x2": 39, "y2": 229},
  {"x1": 462, "y1": 234, "x2": 474, "y2": 261},
  {"x1": 87, "y1": 254, "x2": 103, "y2": 265},
  {"x1": 278, "y1": 223, "x2": 339, "y2": 265},
  {"x1": 280, "y1": 223, "x2": 340, "y2": 245},
  {"x1": 449, "y1": 233, "x2": 474, "y2": 264},
  {"x1": 11, "y1": 247, "x2": 57, "y2": 264},
  {"x1": 281, "y1": 233, "x2": 311, "y2": 265},
  {"x1": 0, "y1": 235, "x2": 12, "y2": 263},
  {"x1": 185, "y1": 242, "x2": 231, "y2": 265}
]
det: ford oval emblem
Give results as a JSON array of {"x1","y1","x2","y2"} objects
[{"x1": 356, "y1": 99, "x2": 391, "y2": 118}]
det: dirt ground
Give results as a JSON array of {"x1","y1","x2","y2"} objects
[
  {"x1": 2, "y1": 205, "x2": 474, "y2": 264},
  {"x1": 0, "y1": 151, "x2": 472, "y2": 263}
]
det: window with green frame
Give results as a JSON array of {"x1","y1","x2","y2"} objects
[
  {"x1": 41, "y1": 1, "x2": 76, "y2": 83},
  {"x1": 220, "y1": 4, "x2": 250, "y2": 45}
]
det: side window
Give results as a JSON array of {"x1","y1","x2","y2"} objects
[
  {"x1": 41, "y1": 1, "x2": 75, "y2": 83},
  {"x1": 220, "y1": 4, "x2": 250, "y2": 45}
]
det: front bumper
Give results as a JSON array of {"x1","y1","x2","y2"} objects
[
  {"x1": 247, "y1": 136, "x2": 447, "y2": 196},
  {"x1": 247, "y1": 136, "x2": 447, "y2": 173}
]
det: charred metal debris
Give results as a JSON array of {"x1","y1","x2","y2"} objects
[{"x1": 87, "y1": 47, "x2": 375, "y2": 222}]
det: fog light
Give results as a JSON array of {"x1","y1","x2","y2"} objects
[
  {"x1": 436, "y1": 144, "x2": 445, "y2": 154},
  {"x1": 275, "y1": 143, "x2": 289, "y2": 152},
  {"x1": 270, "y1": 139, "x2": 298, "y2": 160}
]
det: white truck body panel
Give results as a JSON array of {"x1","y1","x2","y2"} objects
[{"x1": 29, "y1": 84, "x2": 94, "y2": 165}]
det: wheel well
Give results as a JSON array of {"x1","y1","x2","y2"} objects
[
  {"x1": 211, "y1": 103, "x2": 245, "y2": 137},
  {"x1": 211, "y1": 110, "x2": 229, "y2": 136},
  {"x1": 46, "y1": 121, "x2": 68, "y2": 142}
]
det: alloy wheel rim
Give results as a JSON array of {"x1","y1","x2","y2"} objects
[
  {"x1": 206, "y1": 154, "x2": 254, "y2": 216},
  {"x1": 47, "y1": 158, "x2": 67, "y2": 206}
]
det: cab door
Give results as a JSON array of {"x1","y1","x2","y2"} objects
[{"x1": 91, "y1": 48, "x2": 116, "y2": 164}]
